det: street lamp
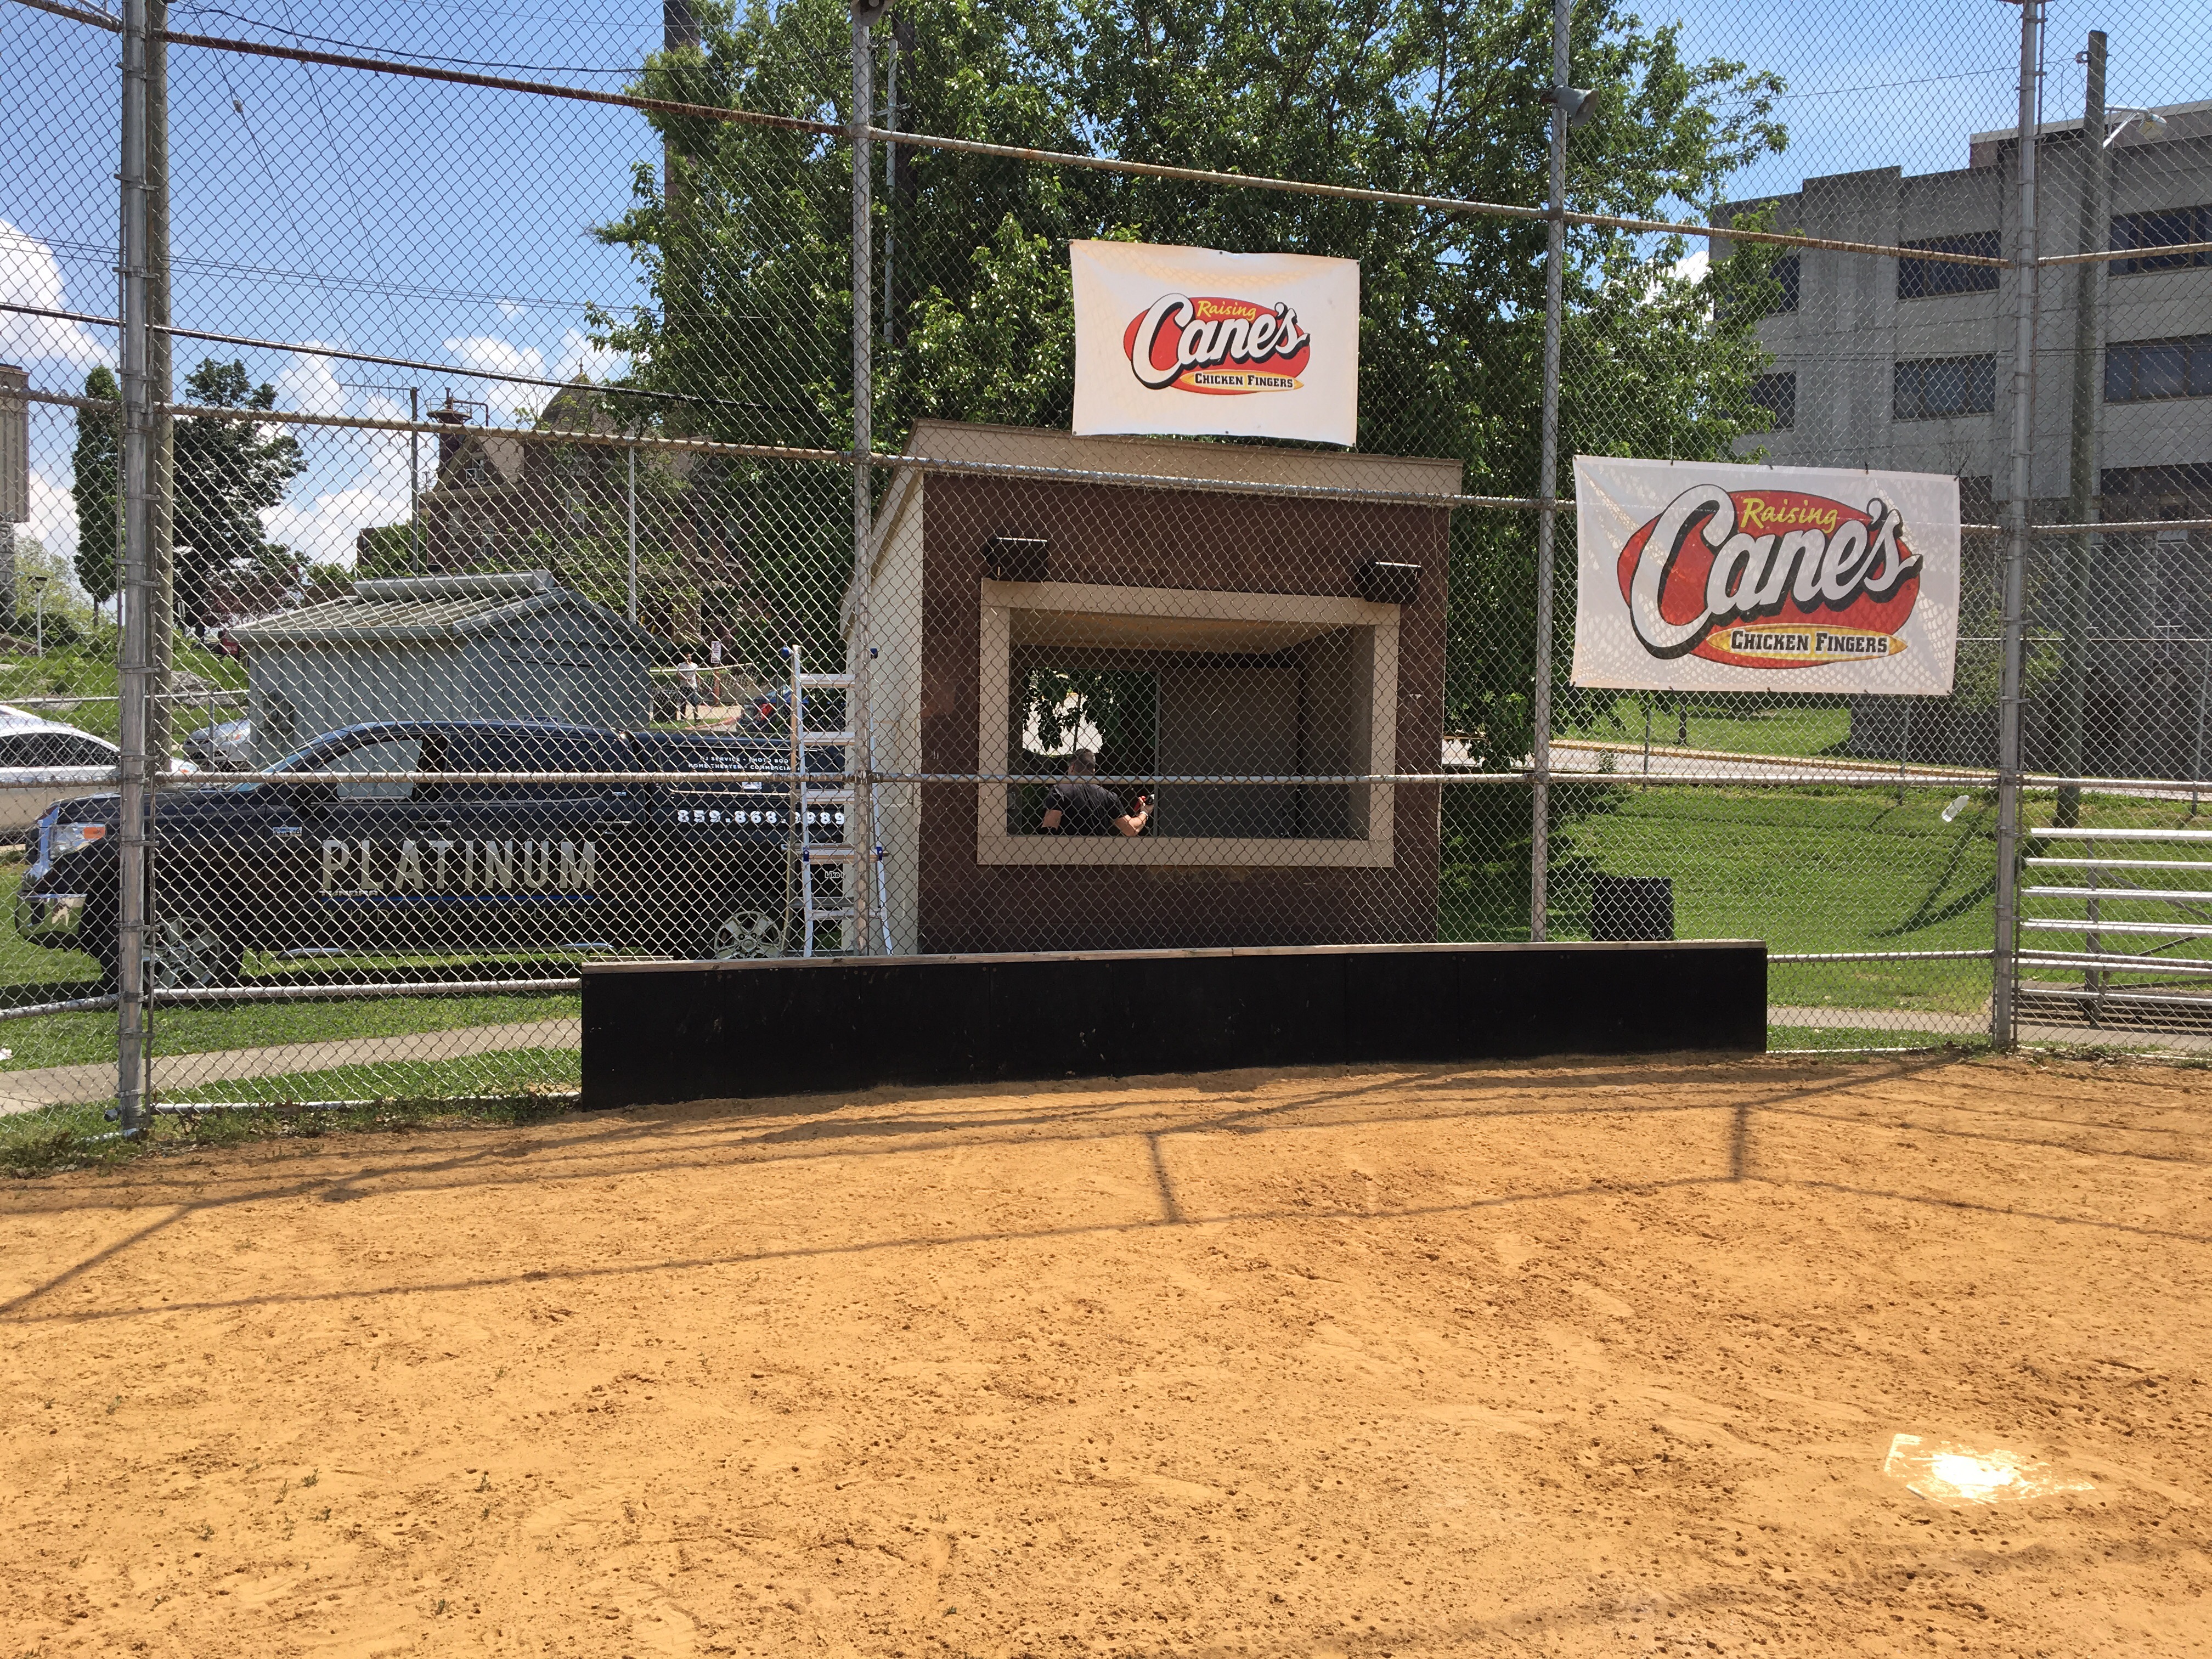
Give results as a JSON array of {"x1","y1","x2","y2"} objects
[
  {"x1": 2102, "y1": 106, "x2": 2168, "y2": 147},
  {"x1": 29, "y1": 571, "x2": 47, "y2": 658}
]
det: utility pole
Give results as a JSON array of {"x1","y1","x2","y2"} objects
[
  {"x1": 1993, "y1": 0, "x2": 2044, "y2": 1051},
  {"x1": 2053, "y1": 29, "x2": 2107, "y2": 828},
  {"x1": 662, "y1": 0, "x2": 701, "y2": 365},
  {"x1": 882, "y1": 12, "x2": 912, "y2": 346}
]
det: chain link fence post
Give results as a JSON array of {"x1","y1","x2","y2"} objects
[
  {"x1": 1530, "y1": 0, "x2": 1570, "y2": 945},
  {"x1": 849, "y1": 0, "x2": 879, "y2": 957},
  {"x1": 2052, "y1": 27, "x2": 2106, "y2": 831},
  {"x1": 115, "y1": 0, "x2": 155, "y2": 1130},
  {"x1": 1992, "y1": 0, "x2": 2045, "y2": 1052}
]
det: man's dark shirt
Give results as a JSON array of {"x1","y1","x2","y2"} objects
[{"x1": 1047, "y1": 777, "x2": 1125, "y2": 836}]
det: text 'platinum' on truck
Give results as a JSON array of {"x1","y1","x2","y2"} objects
[{"x1": 13, "y1": 720, "x2": 850, "y2": 987}]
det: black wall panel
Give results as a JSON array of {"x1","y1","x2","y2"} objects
[{"x1": 581, "y1": 941, "x2": 1767, "y2": 1108}]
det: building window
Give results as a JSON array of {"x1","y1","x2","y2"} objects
[
  {"x1": 2105, "y1": 335, "x2": 2212, "y2": 403},
  {"x1": 1767, "y1": 253, "x2": 1799, "y2": 315},
  {"x1": 1746, "y1": 372, "x2": 1796, "y2": 430},
  {"x1": 1897, "y1": 232, "x2": 2002, "y2": 298},
  {"x1": 1894, "y1": 356, "x2": 1997, "y2": 421},
  {"x1": 2111, "y1": 206, "x2": 2211, "y2": 275},
  {"x1": 977, "y1": 580, "x2": 1401, "y2": 868}
]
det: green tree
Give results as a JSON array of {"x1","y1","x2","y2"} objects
[
  {"x1": 71, "y1": 365, "x2": 121, "y2": 608},
  {"x1": 172, "y1": 359, "x2": 307, "y2": 629},
  {"x1": 594, "y1": 0, "x2": 1790, "y2": 751}
]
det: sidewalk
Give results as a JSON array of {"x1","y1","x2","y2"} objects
[{"x1": 0, "y1": 1017, "x2": 582, "y2": 1115}]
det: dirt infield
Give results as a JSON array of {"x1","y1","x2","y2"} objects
[{"x1": 2, "y1": 1053, "x2": 2209, "y2": 1657}]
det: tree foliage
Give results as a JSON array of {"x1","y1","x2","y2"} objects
[
  {"x1": 71, "y1": 360, "x2": 310, "y2": 627},
  {"x1": 72, "y1": 366, "x2": 120, "y2": 607},
  {"x1": 172, "y1": 359, "x2": 307, "y2": 629},
  {"x1": 594, "y1": 0, "x2": 1792, "y2": 752}
]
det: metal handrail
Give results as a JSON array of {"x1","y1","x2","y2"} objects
[
  {"x1": 2026, "y1": 826, "x2": 2212, "y2": 841},
  {"x1": 2022, "y1": 986, "x2": 2212, "y2": 1014},
  {"x1": 2027, "y1": 856, "x2": 2212, "y2": 872},
  {"x1": 2019, "y1": 950, "x2": 2212, "y2": 976},
  {"x1": 2023, "y1": 884, "x2": 2212, "y2": 904},
  {"x1": 2021, "y1": 917, "x2": 2212, "y2": 938}
]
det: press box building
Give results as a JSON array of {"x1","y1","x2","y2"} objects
[{"x1": 847, "y1": 421, "x2": 1460, "y2": 956}]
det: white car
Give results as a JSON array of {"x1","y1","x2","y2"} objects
[{"x1": 0, "y1": 706, "x2": 198, "y2": 836}]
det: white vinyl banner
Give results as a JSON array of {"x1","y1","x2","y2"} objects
[
  {"x1": 1570, "y1": 456, "x2": 1961, "y2": 695},
  {"x1": 1070, "y1": 239, "x2": 1359, "y2": 446}
]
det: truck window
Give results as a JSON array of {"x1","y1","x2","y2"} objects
[
  {"x1": 441, "y1": 731, "x2": 631, "y2": 799},
  {"x1": 329, "y1": 736, "x2": 423, "y2": 800}
]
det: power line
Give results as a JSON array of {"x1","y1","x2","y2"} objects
[
  {"x1": 0, "y1": 300, "x2": 811, "y2": 414},
  {"x1": 1771, "y1": 66, "x2": 2013, "y2": 102},
  {"x1": 182, "y1": 6, "x2": 645, "y2": 74}
]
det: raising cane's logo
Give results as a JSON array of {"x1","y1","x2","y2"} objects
[
  {"x1": 1617, "y1": 483, "x2": 1922, "y2": 668},
  {"x1": 1122, "y1": 294, "x2": 1312, "y2": 394}
]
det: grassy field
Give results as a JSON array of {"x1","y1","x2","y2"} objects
[
  {"x1": 0, "y1": 764, "x2": 2201, "y2": 1082},
  {"x1": 0, "y1": 1057, "x2": 579, "y2": 1176},
  {"x1": 1560, "y1": 693, "x2": 1853, "y2": 759},
  {"x1": 0, "y1": 635, "x2": 248, "y2": 747},
  {"x1": 1446, "y1": 780, "x2": 2212, "y2": 1015}
]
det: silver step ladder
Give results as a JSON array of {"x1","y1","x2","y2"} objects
[{"x1": 785, "y1": 645, "x2": 871, "y2": 958}]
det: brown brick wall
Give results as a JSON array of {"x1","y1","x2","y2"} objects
[{"x1": 914, "y1": 472, "x2": 1451, "y2": 953}]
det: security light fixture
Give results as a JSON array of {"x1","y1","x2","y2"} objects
[{"x1": 2103, "y1": 106, "x2": 2170, "y2": 147}]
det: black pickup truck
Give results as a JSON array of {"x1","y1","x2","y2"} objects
[{"x1": 14, "y1": 720, "x2": 852, "y2": 986}]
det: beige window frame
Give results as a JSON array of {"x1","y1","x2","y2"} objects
[{"x1": 977, "y1": 579, "x2": 1400, "y2": 867}]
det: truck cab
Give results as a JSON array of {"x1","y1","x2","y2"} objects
[{"x1": 14, "y1": 720, "x2": 850, "y2": 985}]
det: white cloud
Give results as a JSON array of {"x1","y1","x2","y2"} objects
[
  {"x1": 441, "y1": 331, "x2": 629, "y2": 422},
  {"x1": 1673, "y1": 248, "x2": 1711, "y2": 285},
  {"x1": 496, "y1": 299, "x2": 529, "y2": 321},
  {"x1": 273, "y1": 346, "x2": 347, "y2": 416},
  {"x1": 554, "y1": 326, "x2": 624, "y2": 385},
  {"x1": 0, "y1": 221, "x2": 111, "y2": 374},
  {"x1": 445, "y1": 334, "x2": 548, "y2": 379},
  {"x1": 444, "y1": 334, "x2": 552, "y2": 419},
  {"x1": 26, "y1": 465, "x2": 82, "y2": 568},
  {"x1": 261, "y1": 437, "x2": 416, "y2": 568}
]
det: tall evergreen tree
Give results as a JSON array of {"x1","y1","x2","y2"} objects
[{"x1": 71, "y1": 365, "x2": 121, "y2": 608}]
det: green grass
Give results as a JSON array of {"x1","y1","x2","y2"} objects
[
  {"x1": 1444, "y1": 780, "x2": 2212, "y2": 1015},
  {"x1": 1768, "y1": 1026, "x2": 1988, "y2": 1053},
  {"x1": 0, "y1": 1055, "x2": 579, "y2": 1178},
  {"x1": 153, "y1": 1045, "x2": 581, "y2": 1106},
  {"x1": 1561, "y1": 695, "x2": 1853, "y2": 760},
  {"x1": 1553, "y1": 785, "x2": 2000, "y2": 1012},
  {"x1": 0, "y1": 991, "x2": 580, "y2": 1071},
  {"x1": 0, "y1": 635, "x2": 246, "y2": 747}
]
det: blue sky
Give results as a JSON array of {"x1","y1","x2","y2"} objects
[{"x1": 2, "y1": 0, "x2": 2205, "y2": 584}]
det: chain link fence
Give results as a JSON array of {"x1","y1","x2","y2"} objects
[{"x1": 1, "y1": 0, "x2": 2208, "y2": 1126}]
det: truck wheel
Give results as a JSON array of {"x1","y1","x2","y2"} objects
[
  {"x1": 709, "y1": 905, "x2": 785, "y2": 960},
  {"x1": 143, "y1": 913, "x2": 245, "y2": 989}
]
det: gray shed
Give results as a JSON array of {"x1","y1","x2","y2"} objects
[{"x1": 235, "y1": 571, "x2": 656, "y2": 764}]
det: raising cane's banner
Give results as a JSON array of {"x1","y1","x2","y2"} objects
[
  {"x1": 1570, "y1": 455, "x2": 1960, "y2": 696},
  {"x1": 1070, "y1": 239, "x2": 1360, "y2": 446}
]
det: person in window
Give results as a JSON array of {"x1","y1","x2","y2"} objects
[{"x1": 1040, "y1": 748, "x2": 1150, "y2": 837}]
